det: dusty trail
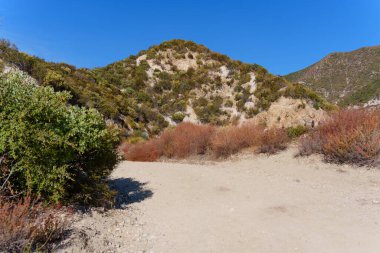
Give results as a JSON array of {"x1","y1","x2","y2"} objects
[{"x1": 60, "y1": 148, "x2": 380, "y2": 253}]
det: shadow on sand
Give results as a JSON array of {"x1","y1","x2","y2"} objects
[{"x1": 109, "y1": 177, "x2": 153, "y2": 208}]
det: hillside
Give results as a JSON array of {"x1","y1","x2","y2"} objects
[
  {"x1": 0, "y1": 39, "x2": 330, "y2": 137},
  {"x1": 285, "y1": 45, "x2": 380, "y2": 106}
]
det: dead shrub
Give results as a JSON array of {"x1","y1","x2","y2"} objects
[
  {"x1": 162, "y1": 123, "x2": 215, "y2": 158},
  {"x1": 123, "y1": 138, "x2": 162, "y2": 162},
  {"x1": 123, "y1": 123, "x2": 216, "y2": 161},
  {"x1": 299, "y1": 109, "x2": 380, "y2": 165},
  {"x1": 298, "y1": 131, "x2": 323, "y2": 156},
  {"x1": 258, "y1": 127, "x2": 290, "y2": 154},
  {"x1": 158, "y1": 128, "x2": 176, "y2": 158},
  {"x1": 0, "y1": 194, "x2": 69, "y2": 252},
  {"x1": 211, "y1": 123, "x2": 264, "y2": 157},
  {"x1": 123, "y1": 122, "x2": 292, "y2": 161}
]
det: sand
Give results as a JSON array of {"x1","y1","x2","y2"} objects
[{"x1": 58, "y1": 148, "x2": 380, "y2": 253}]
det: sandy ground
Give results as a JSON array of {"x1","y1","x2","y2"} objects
[{"x1": 58, "y1": 148, "x2": 380, "y2": 253}]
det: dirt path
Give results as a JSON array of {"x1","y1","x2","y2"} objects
[{"x1": 59, "y1": 148, "x2": 380, "y2": 253}]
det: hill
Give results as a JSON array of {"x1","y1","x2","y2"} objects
[
  {"x1": 285, "y1": 45, "x2": 380, "y2": 106},
  {"x1": 0, "y1": 39, "x2": 331, "y2": 137}
]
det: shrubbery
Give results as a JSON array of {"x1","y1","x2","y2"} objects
[
  {"x1": 0, "y1": 39, "x2": 137, "y2": 122},
  {"x1": 0, "y1": 71, "x2": 119, "y2": 205},
  {"x1": 258, "y1": 127, "x2": 289, "y2": 154},
  {"x1": 123, "y1": 123, "x2": 215, "y2": 160},
  {"x1": 122, "y1": 122, "x2": 292, "y2": 161},
  {"x1": 0, "y1": 194, "x2": 69, "y2": 252},
  {"x1": 211, "y1": 123, "x2": 263, "y2": 157},
  {"x1": 299, "y1": 109, "x2": 380, "y2": 165},
  {"x1": 160, "y1": 123, "x2": 215, "y2": 158},
  {"x1": 286, "y1": 125, "x2": 308, "y2": 138},
  {"x1": 122, "y1": 139, "x2": 162, "y2": 162},
  {"x1": 1, "y1": 39, "x2": 332, "y2": 137},
  {"x1": 284, "y1": 83, "x2": 336, "y2": 111},
  {"x1": 172, "y1": 112, "x2": 186, "y2": 123}
]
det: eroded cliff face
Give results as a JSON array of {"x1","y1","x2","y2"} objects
[{"x1": 252, "y1": 97, "x2": 327, "y2": 128}]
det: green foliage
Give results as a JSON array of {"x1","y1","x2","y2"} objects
[
  {"x1": 127, "y1": 136, "x2": 145, "y2": 144},
  {"x1": 224, "y1": 100, "x2": 233, "y2": 107},
  {"x1": 193, "y1": 96, "x2": 226, "y2": 124},
  {"x1": 285, "y1": 45, "x2": 380, "y2": 105},
  {"x1": 0, "y1": 38, "x2": 330, "y2": 137},
  {"x1": 239, "y1": 73, "x2": 251, "y2": 84},
  {"x1": 340, "y1": 79, "x2": 380, "y2": 106},
  {"x1": 173, "y1": 100, "x2": 187, "y2": 112},
  {"x1": 172, "y1": 112, "x2": 186, "y2": 123},
  {"x1": 283, "y1": 83, "x2": 335, "y2": 111},
  {"x1": 0, "y1": 72, "x2": 119, "y2": 205},
  {"x1": 254, "y1": 74, "x2": 285, "y2": 111},
  {"x1": 0, "y1": 39, "x2": 135, "y2": 122},
  {"x1": 246, "y1": 107, "x2": 259, "y2": 118},
  {"x1": 286, "y1": 125, "x2": 308, "y2": 138},
  {"x1": 0, "y1": 60, "x2": 4, "y2": 72},
  {"x1": 43, "y1": 69, "x2": 65, "y2": 87}
]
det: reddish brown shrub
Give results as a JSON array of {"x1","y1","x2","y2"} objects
[
  {"x1": 118, "y1": 141, "x2": 130, "y2": 155},
  {"x1": 0, "y1": 194, "x2": 68, "y2": 252},
  {"x1": 123, "y1": 122, "x2": 292, "y2": 161},
  {"x1": 163, "y1": 123, "x2": 215, "y2": 158},
  {"x1": 258, "y1": 127, "x2": 290, "y2": 154},
  {"x1": 211, "y1": 123, "x2": 264, "y2": 157},
  {"x1": 123, "y1": 138, "x2": 162, "y2": 162},
  {"x1": 299, "y1": 109, "x2": 380, "y2": 165},
  {"x1": 122, "y1": 123, "x2": 215, "y2": 161}
]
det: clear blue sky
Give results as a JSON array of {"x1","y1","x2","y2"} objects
[{"x1": 0, "y1": 0, "x2": 379, "y2": 75}]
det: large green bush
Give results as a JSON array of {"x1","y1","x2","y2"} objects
[{"x1": 0, "y1": 71, "x2": 119, "y2": 205}]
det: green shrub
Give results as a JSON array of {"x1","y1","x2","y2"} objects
[
  {"x1": 173, "y1": 100, "x2": 187, "y2": 112},
  {"x1": 286, "y1": 125, "x2": 308, "y2": 138},
  {"x1": 172, "y1": 112, "x2": 186, "y2": 123},
  {"x1": 0, "y1": 71, "x2": 119, "y2": 205},
  {"x1": 0, "y1": 60, "x2": 5, "y2": 72},
  {"x1": 127, "y1": 136, "x2": 145, "y2": 144},
  {"x1": 224, "y1": 100, "x2": 233, "y2": 107},
  {"x1": 283, "y1": 83, "x2": 336, "y2": 111}
]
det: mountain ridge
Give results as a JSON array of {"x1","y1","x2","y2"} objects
[{"x1": 285, "y1": 45, "x2": 380, "y2": 106}]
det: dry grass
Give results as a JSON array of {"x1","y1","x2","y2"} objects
[
  {"x1": 299, "y1": 109, "x2": 380, "y2": 165},
  {"x1": 0, "y1": 194, "x2": 69, "y2": 252}
]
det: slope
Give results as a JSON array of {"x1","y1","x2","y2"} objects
[
  {"x1": 0, "y1": 39, "x2": 331, "y2": 137},
  {"x1": 286, "y1": 45, "x2": 380, "y2": 106}
]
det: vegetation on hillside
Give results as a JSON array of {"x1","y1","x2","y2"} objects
[
  {"x1": 0, "y1": 39, "x2": 142, "y2": 132},
  {"x1": 1, "y1": 39, "x2": 332, "y2": 139},
  {"x1": 340, "y1": 79, "x2": 380, "y2": 106},
  {"x1": 286, "y1": 45, "x2": 380, "y2": 105},
  {"x1": 98, "y1": 40, "x2": 332, "y2": 127}
]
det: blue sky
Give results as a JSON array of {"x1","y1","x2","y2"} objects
[{"x1": 0, "y1": 0, "x2": 379, "y2": 75}]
